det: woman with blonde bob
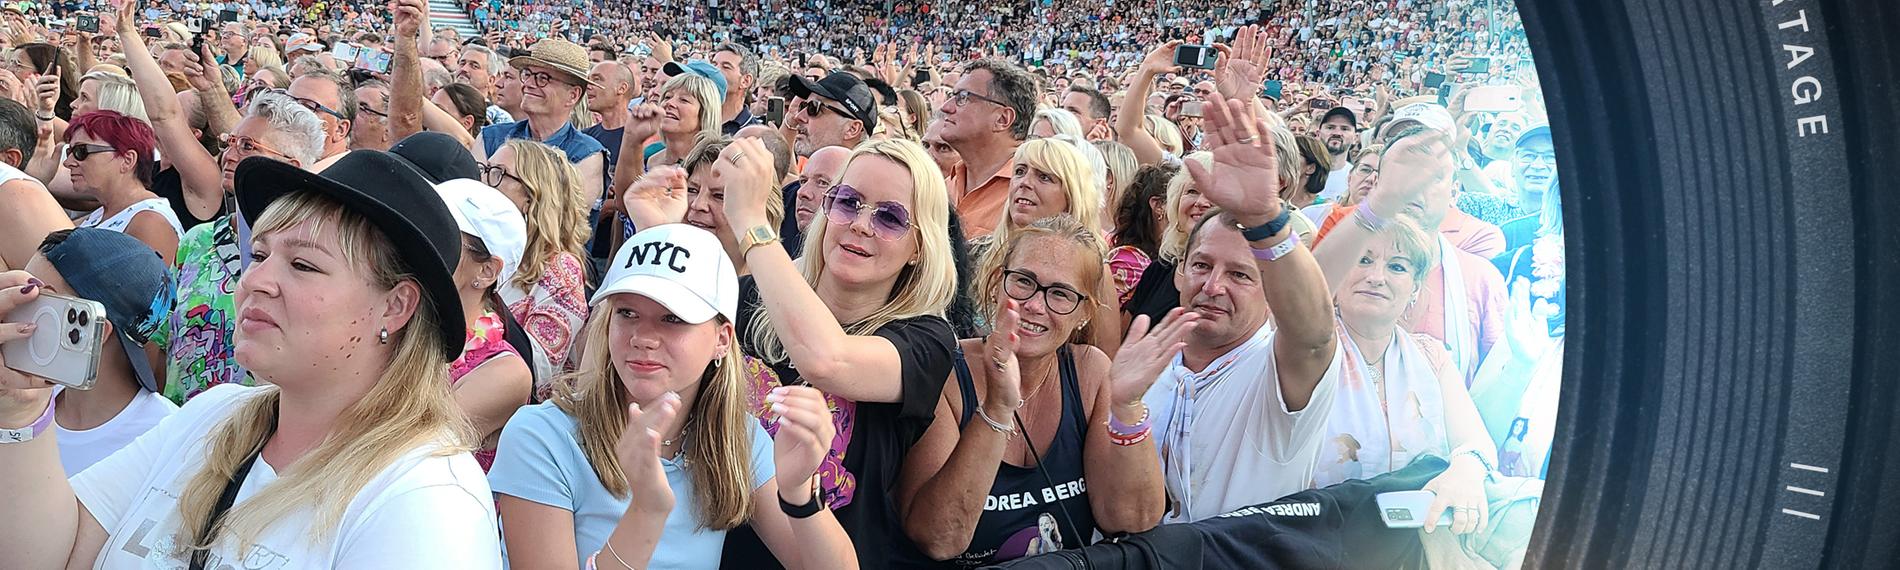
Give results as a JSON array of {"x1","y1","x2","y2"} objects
[
  {"x1": 489, "y1": 224, "x2": 857, "y2": 569},
  {"x1": 711, "y1": 137, "x2": 961, "y2": 567},
  {"x1": 640, "y1": 73, "x2": 724, "y2": 171},
  {"x1": 486, "y1": 139, "x2": 592, "y2": 387},
  {"x1": 0, "y1": 151, "x2": 501, "y2": 568}
]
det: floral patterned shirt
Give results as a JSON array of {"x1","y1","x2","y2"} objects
[
  {"x1": 152, "y1": 216, "x2": 248, "y2": 405},
  {"x1": 504, "y1": 252, "x2": 589, "y2": 400}
]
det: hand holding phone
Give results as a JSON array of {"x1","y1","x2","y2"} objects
[
  {"x1": 1376, "y1": 490, "x2": 1456, "y2": 529},
  {"x1": 3, "y1": 290, "x2": 108, "y2": 390},
  {"x1": 1173, "y1": 43, "x2": 1217, "y2": 70},
  {"x1": 765, "y1": 96, "x2": 786, "y2": 126},
  {"x1": 75, "y1": 14, "x2": 98, "y2": 34}
]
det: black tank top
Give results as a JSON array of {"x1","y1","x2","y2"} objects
[{"x1": 944, "y1": 345, "x2": 1097, "y2": 567}]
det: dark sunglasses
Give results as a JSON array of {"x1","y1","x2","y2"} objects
[
  {"x1": 800, "y1": 99, "x2": 852, "y2": 119},
  {"x1": 66, "y1": 144, "x2": 118, "y2": 161},
  {"x1": 822, "y1": 185, "x2": 914, "y2": 241},
  {"x1": 1001, "y1": 269, "x2": 1090, "y2": 315}
]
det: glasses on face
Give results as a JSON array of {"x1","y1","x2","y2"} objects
[
  {"x1": 799, "y1": 99, "x2": 851, "y2": 119},
  {"x1": 218, "y1": 133, "x2": 291, "y2": 159},
  {"x1": 66, "y1": 144, "x2": 117, "y2": 162},
  {"x1": 263, "y1": 88, "x2": 349, "y2": 121},
  {"x1": 1515, "y1": 150, "x2": 1557, "y2": 166},
  {"x1": 822, "y1": 185, "x2": 915, "y2": 241},
  {"x1": 356, "y1": 103, "x2": 389, "y2": 119},
  {"x1": 949, "y1": 89, "x2": 1008, "y2": 108},
  {"x1": 480, "y1": 164, "x2": 525, "y2": 188},
  {"x1": 519, "y1": 68, "x2": 576, "y2": 89},
  {"x1": 1001, "y1": 269, "x2": 1089, "y2": 315}
]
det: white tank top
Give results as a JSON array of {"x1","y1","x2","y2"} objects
[{"x1": 80, "y1": 197, "x2": 183, "y2": 239}]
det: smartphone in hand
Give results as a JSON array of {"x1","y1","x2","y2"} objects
[
  {"x1": 1173, "y1": 44, "x2": 1217, "y2": 70},
  {"x1": 2, "y1": 292, "x2": 108, "y2": 390}
]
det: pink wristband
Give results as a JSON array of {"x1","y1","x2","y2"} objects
[
  {"x1": 1353, "y1": 203, "x2": 1390, "y2": 231},
  {"x1": 1108, "y1": 404, "x2": 1150, "y2": 436},
  {"x1": 0, "y1": 396, "x2": 54, "y2": 444}
]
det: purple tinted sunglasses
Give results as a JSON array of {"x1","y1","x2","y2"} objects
[{"x1": 822, "y1": 184, "x2": 915, "y2": 241}]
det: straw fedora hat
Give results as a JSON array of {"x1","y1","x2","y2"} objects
[{"x1": 507, "y1": 38, "x2": 598, "y2": 88}]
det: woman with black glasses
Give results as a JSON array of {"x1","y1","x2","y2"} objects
[{"x1": 896, "y1": 215, "x2": 1177, "y2": 566}]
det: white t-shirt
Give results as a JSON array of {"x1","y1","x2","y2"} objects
[
  {"x1": 70, "y1": 384, "x2": 503, "y2": 569},
  {"x1": 1319, "y1": 162, "x2": 1352, "y2": 202},
  {"x1": 1142, "y1": 322, "x2": 1343, "y2": 523},
  {"x1": 55, "y1": 386, "x2": 178, "y2": 476}
]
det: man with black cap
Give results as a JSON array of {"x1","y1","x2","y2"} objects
[
  {"x1": 782, "y1": 71, "x2": 877, "y2": 157},
  {"x1": 1316, "y1": 106, "x2": 1359, "y2": 200},
  {"x1": 23, "y1": 228, "x2": 178, "y2": 476},
  {"x1": 476, "y1": 38, "x2": 608, "y2": 210}
]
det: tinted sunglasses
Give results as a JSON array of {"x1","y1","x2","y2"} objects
[
  {"x1": 822, "y1": 185, "x2": 914, "y2": 241},
  {"x1": 800, "y1": 99, "x2": 852, "y2": 119},
  {"x1": 66, "y1": 144, "x2": 117, "y2": 161}
]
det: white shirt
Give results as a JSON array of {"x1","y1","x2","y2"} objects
[
  {"x1": 70, "y1": 384, "x2": 502, "y2": 569},
  {"x1": 1320, "y1": 162, "x2": 1353, "y2": 202},
  {"x1": 1142, "y1": 323, "x2": 1343, "y2": 523},
  {"x1": 55, "y1": 386, "x2": 178, "y2": 477}
]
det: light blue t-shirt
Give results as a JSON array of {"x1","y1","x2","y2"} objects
[{"x1": 489, "y1": 401, "x2": 776, "y2": 569}]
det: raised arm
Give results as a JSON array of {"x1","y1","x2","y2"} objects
[
  {"x1": 0, "y1": 271, "x2": 108, "y2": 570},
  {"x1": 715, "y1": 138, "x2": 920, "y2": 403},
  {"x1": 1311, "y1": 131, "x2": 1450, "y2": 295},
  {"x1": 389, "y1": 0, "x2": 427, "y2": 142},
  {"x1": 1185, "y1": 94, "x2": 1336, "y2": 409},
  {"x1": 1117, "y1": 40, "x2": 1179, "y2": 166},
  {"x1": 608, "y1": 103, "x2": 663, "y2": 198},
  {"x1": 116, "y1": 1, "x2": 224, "y2": 220}
]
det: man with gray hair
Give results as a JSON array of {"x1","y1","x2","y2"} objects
[
  {"x1": 457, "y1": 43, "x2": 514, "y2": 124},
  {"x1": 711, "y1": 42, "x2": 760, "y2": 134},
  {"x1": 289, "y1": 68, "x2": 358, "y2": 170}
]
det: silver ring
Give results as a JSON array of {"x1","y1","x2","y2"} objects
[
  {"x1": 1237, "y1": 136, "x2": 1257, "y2": 144},
  {"x1": 728, "y1": 151, "x2": 747, "y2": 164}
]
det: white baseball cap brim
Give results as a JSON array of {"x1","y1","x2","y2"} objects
[
  {"x1": 590, "y1": 224, "x2": 737, "y2": 325},
  {"x1": 590, "y1": 273, "x2": 721, "y2": 325},
  {"x1": 436, "y1": 179, "x2": 526, "y2": 290}
]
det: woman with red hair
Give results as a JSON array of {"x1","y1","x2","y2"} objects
[{"x1": 66, "y1": 110, "x2": 176, "y2": 264}]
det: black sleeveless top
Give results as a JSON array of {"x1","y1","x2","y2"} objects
[{"x1": 943, "y1": 345, "x2": 1097, "y2": 567}]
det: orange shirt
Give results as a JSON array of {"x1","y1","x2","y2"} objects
[{"x1": 947, "y1": 160, "x2": 1014, "y2": 238}]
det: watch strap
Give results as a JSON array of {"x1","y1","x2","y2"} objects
[
  {"x1": 1239, "y1": 206, "x2": 1293, "y2": 242},
  {"x1": 778, "y1": 480, "x2": 823, "y2": 519},
  {"x1": 0, "y1": 397, "x2": 55, "y2": 444}
]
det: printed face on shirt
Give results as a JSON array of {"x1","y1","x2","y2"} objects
[
  {"x1": 235, "y1": 218, "x2": 412, "y2": 385},
  {"x1": 1177, "y1": 223, "x2": 1269, "y2": 346},
  {"x1": 1337, "y1": 238, "x2": 1424, "y2": 328},
  {"x1": 605, "y1": 292, "x2": 732, "y2": 404}
]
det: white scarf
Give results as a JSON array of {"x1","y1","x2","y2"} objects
[
  {"x1": 1438, "y1": 234, "x2": 1477, "y2": 381},
  {"x1": 1313, "y1": 319, "x2": 1448, "y2": 488}
]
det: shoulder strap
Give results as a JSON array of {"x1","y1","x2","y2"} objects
[
  {"x1": 951, "y1": 347, "x2": 976, "y2": 427},
  {"x1": 1057, "y1": 345, "x2": 1088, "y2": 435},
  {"x1": 189, "y1": 425, "x2": 273, "y2": 570}
]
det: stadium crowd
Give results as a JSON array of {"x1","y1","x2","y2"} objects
[{"x1": 0, "y1": 0, "x2": 1560, "y2": 568}]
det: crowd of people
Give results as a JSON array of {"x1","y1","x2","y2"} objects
[{"x1": 0, "y1": 0, "x2": 1562, "y2": 568}]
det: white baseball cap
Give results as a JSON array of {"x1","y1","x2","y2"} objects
[
  {"x1": 1385, "y1": 103, "x2": 1457, "y2": 135},
  {"x1": 436, "y1": 178, "x2": 526, "y2": 290},
  {"x1": 592, "y1": 224, "x2": 738, "y2": 324}
]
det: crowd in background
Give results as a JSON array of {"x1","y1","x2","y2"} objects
[{"x1": 0, "y1": 0, "x2": 1562, "y2": 568}]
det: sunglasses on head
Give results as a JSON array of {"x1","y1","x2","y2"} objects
[{"x1": 822, "y1": 185, "x2": 914, "y2": 241}]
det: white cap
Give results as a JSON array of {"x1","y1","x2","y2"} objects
[
  {"x1": 1387, "y1": 103, "x2": 1456, "y2": 134},
  {"x1": 592, "y1": 224, "x2": 738, "y2": 324},
  {"x1": 436, "y1": 178, "x2": 527, "y2": 290}
]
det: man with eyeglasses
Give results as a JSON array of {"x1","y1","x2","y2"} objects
[
  {"x1": 350, "y1": 79, "x2": 393, "y2": 152},
  {"x1": 425, "y1": 37, "x2": 460, "y2": 71},
  {"x1": 477, "y1": 38, "x2": 608, "y2": 242},
  {"x1": 287, "y1": 69, "x2": 358, "y2": 170},
  {"x1": 1496, "y1": 124, "x2": 1556, "y2": 254},
  {"x1": 783, "y1": 71, "x2": 877, "y2": 158},
  {"x1": 937, "y1": 58, "x2": 1038, "y2": 238}
]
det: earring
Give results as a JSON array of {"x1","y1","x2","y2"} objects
[{"x1": 378, "y1": 328, "x2": 389, "y2": 344}]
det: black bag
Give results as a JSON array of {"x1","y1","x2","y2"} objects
[{"x1": 988, "y1": 456, "x2": 1449, "y2": 570}]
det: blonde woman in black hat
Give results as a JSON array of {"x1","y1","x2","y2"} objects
[{"x1": 0, "y1": 151, "x2": 502, "y2": 568}]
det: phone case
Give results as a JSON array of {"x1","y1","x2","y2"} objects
[
  {"x1": 2, "y1": 292, "x2": 107, "y2": 390},
  {"x1": 1375, "y1": 490, "x2": 1455, "y2": 529}
]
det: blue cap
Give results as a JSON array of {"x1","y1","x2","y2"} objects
[
  {"x1": 663, "y1": 60, "x2": 729, "y2": 99},
  {"x1": 41, "y1": 228, "x2": 175, "y2": 393},
  {"x1": 1515, "y1": 124, "x2": 1553, "y2": 148}
]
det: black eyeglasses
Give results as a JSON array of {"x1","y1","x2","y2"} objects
[
  {"x1": 1001, "y1": 269, "x2": 1090, "y2": 315},
  {"x1": 949, "y1": 89, "x2": 1008, "y2": 108},
  {"x1": 263, "y1": 88, "x2": 349, "y2": 121},
  {"x1": 66, "y1": 144, "x2": 117, "y2": 161},
  {"x1": 800, "y1": 99, "x2": 852, "y2": 119},
  {"x1": 519, "y1": 68, "x2": 578, "y2": 89},
  {"x1": 356, "y1": 103, "x2": 389, "y2": 119},
  {"x1": 480, "y1": 164, "x2": 524, "y2": 188},
  {"x1": 822, "y1": 185, "x2": 915, "y2": 241}
]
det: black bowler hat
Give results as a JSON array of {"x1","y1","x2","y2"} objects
[
  {"x1": 234, "y1": 151, "x2": 466, "y2": 362},
  {"x1": 390, "y1": 131, "x2": 481, "y2": 183}
]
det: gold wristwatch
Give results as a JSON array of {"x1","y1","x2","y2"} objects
[{"x1": 739, "y1": 224, "x2": 779, "y2": 257}]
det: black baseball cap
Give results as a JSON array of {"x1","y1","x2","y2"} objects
[
  {"x1": 234, "y1": 151, "x2": 466, "y2": 361},
  {"x1": 789, "y1": 71, "x2": 879, "y2": 133},
  {"x1": 1322, "y1": 107, "x2": 1359, "y2": 128},
  {"x1": 390, "y1": 132, "x2": 481, "y2": 184}
]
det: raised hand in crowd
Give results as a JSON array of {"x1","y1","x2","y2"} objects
[
  {"x1": 1213, "y1": 25, "x2": 1269, "y2": 103},
  {"x1": 763, "y1": 384, "x2": 838, "y2": 516},
  {"x1": 606, "y1": 392, "x2": 684, "y2": 561},
  {"x1": 1118, "y1": 39, "x2": 1183, "y2": 166},
  {"x1": 609, "y1": 103, "x2": 667, "y2": 204},
  {"x1": 711, "y1": 136, "x2": 778, "y2": 238},
  {"x1": 621, "y1": 164, "x2": 689, "y2": 230},
  {"x1": 1108, "y1": 308, "x2": 1199, "y2": 417}
]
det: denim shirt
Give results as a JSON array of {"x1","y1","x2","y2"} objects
[{"x1": 481, "y1": 119, "x2": 606, "y2": 165}]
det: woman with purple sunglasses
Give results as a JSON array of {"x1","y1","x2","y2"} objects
[{"x1": 706, "y1": 137, "x2": 961, "y2": 568}]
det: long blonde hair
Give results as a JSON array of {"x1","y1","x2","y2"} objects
[
  {"x1": 979, "y1": 215, "x2": 1107, "y2": 343},
  {"x1": 175, "y1": 192, "x2": 469, "y2": 554},
  {"x1": 503, "y1": 139, "x2": 590, "y2": 291},
  {"x1": 555, "y1": 311, "x2": 754, "y2": 529},
  {"x1": 1093, "y1": 140, "x2": 1137, "y2": 224},
  {"x1": 977, "y1": 139, "x2": 1101, "y2": 315},
  {"x1": 1145, "y1": 114, "x2": 1183, "y2": 156},
  {"x1": 748, "y1": 139, "x2": 957, "y2": 363},
  {"x1": 1158, "y1": 152, "x2": 1212, "y2": 263}
]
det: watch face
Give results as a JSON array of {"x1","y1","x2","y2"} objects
[{"x1": 750, "y1": 225, "x2": 777, "y2": 242}]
